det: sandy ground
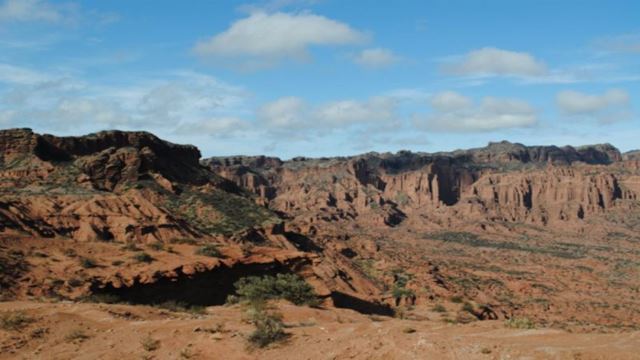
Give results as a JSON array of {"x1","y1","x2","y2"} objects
[{"x1": 1, "y1": 301, "x2": 638, "y2": 360}]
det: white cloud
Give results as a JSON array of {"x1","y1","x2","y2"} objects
[
  {"x1": 258, "y1": 96, "x2": 308, "y2": 128},
  {"x1": 416, "y1": 91, "x2": 537, "y2": 132},
  {"x1": 315, "y1": 96, "x2": 396, "y2": 125},
  {"x1": 444, "y1": 47, "x2": 547, "y2": 77},
  {"x1": 430, "y1": 91, "x2": 472, "y2": 111},
  {"x1": 193, "y1": 11, "x2": 367, "y2": 68},
  {"x1": 0, "y1": 64, "x2": 252, "y2": 134},
  {"x1": 351, "y1": 48, "x2": 400, "y2": 68},
  {"x1": 556, "y1": 88, "x2": 632, "y2": 123},
  {"x1": 0, "y1": 63, "x2": 52, "y2": 85},
  {"x1": 174, "y1": 117, "x2": 251, "y2": 138},
  {"x1": 258, "y1": 96, "x2": 398, "y2": 133},
  {"x1": 0, "y1": 0, "x2": 66, "y2": 23}
]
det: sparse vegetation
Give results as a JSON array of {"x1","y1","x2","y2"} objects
[
  {"x1": 169, "y1": 237, "x2": 199, "y2": 245},
  {"x1": 232, "y1": 274, "x2": 320, "y2": 306},
  {"x1": 154, "y1": 300, "x2": 206, "y2": 315},
  {"x1": 79, "y1": 257, "x2": 98, "y2": 269},
  {"x1": 121, "y1": 243, "x2": 141, "y2": 252},
  {"x1": 402, "y1": 327, "x2": 416, "y2": 334},
  {"x1": 65, "y1": 329, "x2": 90, "y2": 342},
  {"x1": 148, "y1": 241, "x2": 164, "y2": 251},
  {"x1": 133, "y1": 252, "x2": 154, "y2": 263},
  {"x1": 432, "y1": 304, "x2": 447, "y2": 313},
  {"x1": 195, "y1": 244, "x2": 223, "y2": 258},
  {"x1": 424, "y1": 231, "x2": 585, "y2": 259},
  {"x1": 0, "y1": 311, "x2": 33, "y2": 331},
  {"x1": 141, "y1": 335, "x2": 160, "y2": 351},
  {"x1": 246, "y1": 307, "x2": 287, "y2": 348},
  {"x1": 505, "y1": 317, "x2": 535, "y2": 329}
]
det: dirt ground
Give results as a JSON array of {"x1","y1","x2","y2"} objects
[{"x1": 1, "y1": 301, "x2": 638, "y2": 360}]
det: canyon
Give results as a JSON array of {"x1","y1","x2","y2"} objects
[{"x1": 1, "y1": 128, "x2": 640, "y2": 359}]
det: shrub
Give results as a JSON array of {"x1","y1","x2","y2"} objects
[
  {"x1": 0, "y1": 311, "x2": 33, "y2": 331},
  {"x1": 233, "y1": 274, "x2": 320, "y2": 306},
  {"x1": 505, "y1": 317, "x2": 535, "y2": 329},
  {"x1": 154, "y1": 301, "x2": 206, "y2": 315},
  {"x1": 432, "y1": 304, "x2": 447, "y2": 313},
  {"x1": 462, "y1": 302, "x2": 475, "y2": 314},
  {"x1": 170, "y1": 238, "x2": 199, "y2": 245},
  {"x1": 141, "y1": 335, "x2": 160, "y2": 351},
  {"x1": 121, "y1": 243, "x2": 141, "y2": 252},
  {"x1": 67, "y1": 278, "x2": 84, "y2": 287},
  {"x1": 450, "y1": 295, "x2": 464, "y2": 303},
  {"x1": 82, "y1": 293, "x2": 121, "y2": 304},
  {"x1": 133, "y1": 252, "x2": 154, "y2": 263},
  {"x1": 195, "y1": 244, "x2": 223, "y2": 258},
  {"x1": 148, "y1": 242, "x2": 164, "y2": 251},
  {"x1": 111, "y1": 260, "x2": 124, "y2": 266},
  {"x1": 79, "y1": 257, "x2": 97, "y2": 269},
  {"x1": 65, "y1": 329, "x2": 90, "y2": 342},
  {"x1": 247, "y1": 309, "x2": 286, "y2": 348},
  {"x1": 402, "y1": 327, "x2": 416, "y2": 334}
]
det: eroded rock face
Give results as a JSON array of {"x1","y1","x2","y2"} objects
[{"x1": 203, "y1": 141, "x2": 635, "y2": 229}]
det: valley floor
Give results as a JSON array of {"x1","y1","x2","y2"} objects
[{"x1": 1, "y1": 301, "x2": 638, "y2": 360}]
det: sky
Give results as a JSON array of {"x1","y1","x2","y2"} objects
[{"x1": 0, "y1": 0, "x2": 638, "y2": 159}]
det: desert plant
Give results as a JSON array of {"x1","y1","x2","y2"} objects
[
  {"x1": 148, "y1": 241, "x2": 164, "y2": 251},
  {"x1": 133, "y1": 252, "x2": 154, "y2": 263},
  {"x1": 195, "y1": 244, "x2": 223, "y2": 258},
  {"x1": 141, "y1": 335, "x2": 160, "y2": 351},
  {"x1": 79, "y1": 257, "x2": 97, "y2": 269},
  {"x1": 0, "y1": 311, "x2": 33, "y2": 331},
  {"x1": 65, "y1": 329, "x2": 90, "y2": 342},
  {"x1": 432, "y1": 304, "x2": 447, "y2": 313},
  {"x1": 505, "y1": 317, "x2": 535, "y2": 329},
  {"x1": 233, "y1": 274, "x2": 319, "y2": 306},
  {"x1": 247, "y1": 309, "x2": 287, "y2": 348}
]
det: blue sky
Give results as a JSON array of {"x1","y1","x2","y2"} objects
[{"x1": 0, "y1": 0, "x2": 638, "y2": 158}]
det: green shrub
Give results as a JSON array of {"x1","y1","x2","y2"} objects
[
  {"x1": 450, "y1": 295, "x2": 464, "y2": 303},
  {"x1": 121, "y1": 243, "x2": 141, "y2": 252},
  {"x1": 148, "y1": 242, "x2": 164, "y2": 251},
  {"x1": 65, "y1": 329, "x2": 89, "y2": 342},
  {"x1": 0, "y1": 311, "x2": 33, "y2": 331},
  {"x1": 505, "y1": 317, "x2": 535, "y2": 329},
  {"x1": 79, "y1": 257, "x2": 97, "y2": 269},
  {"x1": 195, "y1": 244, "x2": 223, "y2": 258},
  {"x1": 169, "y1": 238, "x2": 199, "y2": 245},
  {"x1": 247, "y1": 309, "x2": 286, "y2": 348},
  {"x1": 432, "y1": 304, "x2": 447, "y2": 313},
  {"x1": 462, "y1": 302, "x2": 475, "y2": 314},
  {"x1": 233, "y1": 274, "x2": 320, "y2": 306},
  {"x1": 133, "y1": 252, "x2": 154, "y2": 263},
  {"x1": 141, "y1": 335, "x2": 160, "y2": 351}
]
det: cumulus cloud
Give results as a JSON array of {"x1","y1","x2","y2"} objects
[
  {"x1": 556, "y1": 88, "x2": 632, "y2": 123},
  {"x1": 444, "y1": 47, "x2": 547, "y2": 77},
  {"x1": 258, "y1": 95, "x2": 398, "y2": 134},
  {"x1": 351, "y1": 48, "x2": 400, "y2": 68},
  {"x1": 193, "y1": 11, "x2": 367, "y2": 68},
  {"x1": 174, "y1": 117, "x2": 251, "y2": 138},
  {"x1": 416, "y1": 91, "x2": 537, "y2": 132},
  {"x1": 0, "y1": 64, "x2": 251, "y2": 134},
  {"x1": 430, "y1": 91, "x2": 472, "y2": 111}
]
